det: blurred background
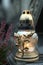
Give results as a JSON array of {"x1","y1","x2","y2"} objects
[
  {"x1": 0, "y1": 0, "x2": 43, "y2": 65},
  {"x1": 0, "y1": 0, "x2": 43, "y2": 32},
  {"x1": 0, "y1": 0, "x2": 43, "y2": 28}
]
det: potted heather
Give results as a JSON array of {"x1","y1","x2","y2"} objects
[{"x1": 0, "y1": 21, "x2": 13, "y2": 65}]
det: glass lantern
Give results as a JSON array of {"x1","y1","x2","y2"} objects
[{"x1": 14, "y1": 10, "x2": 39, "y2": 62}]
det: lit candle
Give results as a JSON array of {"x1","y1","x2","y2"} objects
[{"x1": 24, "y1": 41, "x2": 35, "y2": 52}]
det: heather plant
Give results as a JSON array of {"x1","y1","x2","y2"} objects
[{"x1": 0, "y1": 21, "x2": 13, "y2": 65}]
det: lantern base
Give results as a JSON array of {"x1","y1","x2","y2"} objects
[{"x1": 14, "y1": 50, "x2": 39, "y2": 62}]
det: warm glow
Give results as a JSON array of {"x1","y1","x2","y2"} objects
[
  {"x1": 24, "y1": 41, "x2": 33, "y2": 48},
  {"x1": 24, "y1": 41, "x2": 29, "y2": 49},
  {"x1": 24, "y1": 41, "x2": 35, "y2": 52}
]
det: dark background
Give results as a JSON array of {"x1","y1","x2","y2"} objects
[{"x1": 36, "y1": 8, "x2": 43, "y2": 33}]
